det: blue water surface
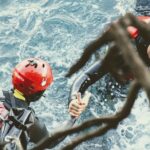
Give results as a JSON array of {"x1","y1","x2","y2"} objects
[{"x1": 0, "y1": 0, "x2": 150, "y2": 150}]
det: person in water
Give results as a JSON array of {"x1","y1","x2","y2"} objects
[
  {"x1": 0, "y1": 58, "x2": 90, "y2": 149},
  {"x1": 68, "y1": 14, "x2": 150, "y2": 117}
]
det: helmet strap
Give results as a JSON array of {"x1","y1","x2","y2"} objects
[{"x1": 13, "y1": 89, "x2": 26, "y2": 101}]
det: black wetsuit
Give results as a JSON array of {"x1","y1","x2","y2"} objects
[
  {"x1": 70, "y1": 29, "x2": 150, "y2": 101},
  {"x1": 70, "y1": 61, "x2": 106, "y2": 100},
  {"x1": 69, "y1": 0, "x2": 150, "y2": 100}
]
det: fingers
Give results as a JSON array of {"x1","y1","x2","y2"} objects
[
  {"x1": 77, "y1": 92, "x2": 81, "y2": 104},
  {"x1": 69, "y1": 108, "x2": 83, "y2": 117},
  {"x1": 69, "y1": 91, "x2": 91, "y2": 118},
  {"x1": 70, "y1": 101, "x2": 85, "y2": 109},
  {"x1": 69, "y1": 100, "x2": 86, "y2": 118},
  {"x1": 69, "y1": 103, "x2": 87, "y2": 117}
]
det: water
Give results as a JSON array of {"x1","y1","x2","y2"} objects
[{"x1": 0, "y1": 0, "x2": 150, "y2": 150}]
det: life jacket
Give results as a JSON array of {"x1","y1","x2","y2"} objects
[
  {"x1": 0, "y1": 91, "x2": 34, "y2": 149},
  {"x1": 0, "y1": 90, "x2": 29, "y2": 128},
  {"x1": 127, "y1": 16, "x2": 150, "y2": 39}
]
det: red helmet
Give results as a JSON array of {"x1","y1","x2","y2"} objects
[
  {"x1": 127, "y1": 16, "x2": 150, "y2": 39},
  {"x1": 12, "y1": 58, "x2": 53, "y2": 96}
]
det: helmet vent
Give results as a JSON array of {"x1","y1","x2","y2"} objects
[{"x1": 25, "y1": 60, "x2": 38, "y2": 68}]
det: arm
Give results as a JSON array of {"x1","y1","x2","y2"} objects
[
  {"x1": 70, "y1": 60, "x2": 107, "y2": 102},
  {"x1": 28, "y1": 116, "x2": 49, "y2": 144},
  {"x1": 69, "y1": 60, "x2": 107, "y2": 117},
  {"x1": 28, "y1": 114, "x2": 66, "y2": 149}
]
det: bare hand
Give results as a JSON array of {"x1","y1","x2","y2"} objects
[{"x1": 69, "y1": 91, "x2": 91, "y2": 118}]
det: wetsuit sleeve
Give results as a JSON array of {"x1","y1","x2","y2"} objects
[
  {"x1": 28, "y1": 115, "x2": 66, "y2": 149},
  {"x1": 28, "y1": 116, "x2": 49, "y2": 144},
  {"x1": 69, "y1": 60, "x2": 107, "y2": 102}
]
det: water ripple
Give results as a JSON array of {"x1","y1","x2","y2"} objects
[{"x1": 0, "y1": 0, "x2": 149, "y2": 150}]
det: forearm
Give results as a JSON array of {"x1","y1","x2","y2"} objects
[
  {"x1": 70, "y1": 74, "x2": 91, "y2": 99},
  {"x1": 69, "y1": 60, "x2": 107, "y2": 104},
  {"x1": 29, "y1": 117, "x2": 66, "y2": 149},
  {"x1": 28, "y1": 117, "x2": 49, "y2": 144}
]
